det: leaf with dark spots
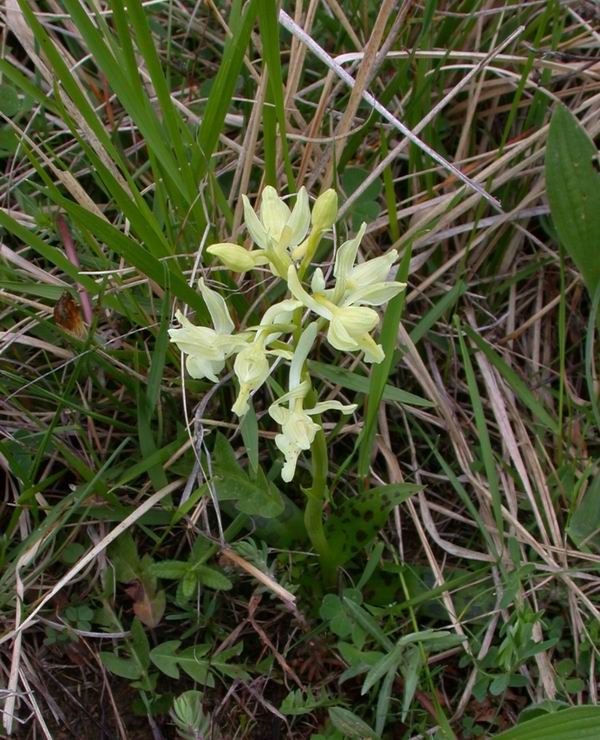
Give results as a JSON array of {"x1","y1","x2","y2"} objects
[{"x1": 325, "y1": 483, "x2": 420, "y2": 569}]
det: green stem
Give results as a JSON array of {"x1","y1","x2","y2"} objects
[
  {"x1": 298, "y1": 228, "x2": 322, "y2": 280},
  {"x1": 305, "y1": 427, "x2": 335, "y2": 586}
]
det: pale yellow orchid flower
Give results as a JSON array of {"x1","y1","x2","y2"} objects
[
  {"x1": 168, "y1": 278, "x2": 249, "y2": 381},
  {"x1": 268, "y1": 323, "x2": 356, "y2": 481},
  {"x1": 231, "y1": 299, "x2": 301, "y2": 416},
  {"x1": 242, "y1": 186, "x2": 310, "y2": 277},
  {"x1": 286, "y1": 224, "x2": 406, "y2": 363}
]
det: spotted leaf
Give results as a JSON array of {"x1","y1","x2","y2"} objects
[{"x1": 325, "y1": 484, "x2": 420, "y2": 568}]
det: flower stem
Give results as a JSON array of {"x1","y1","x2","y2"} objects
[
  {"x1": 298, "y1": 229, "x2": 322, "y2": 280},
  {"x1": 305, "y1": 426, "x2": 335, "y2": 586}
]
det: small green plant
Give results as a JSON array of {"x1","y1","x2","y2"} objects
[
  {"x1": 99, "y1": 617, "x2": 249, "y2": 716},
  {"x1": 171, "y1": 690, "x2": 216, "y2": 739},
  {"x1": 148, "y1": 535, "x2": 233, "y2": 607}
]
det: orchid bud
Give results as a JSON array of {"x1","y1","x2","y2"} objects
[
  {"x1": 311, "y1": 189, "x2": 338, "y2": 232},
  {"x1": 207, "y1": 243, "x2": 266, "y2": 273}
]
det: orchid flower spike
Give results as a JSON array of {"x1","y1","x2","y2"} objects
[
  {"x1": 268, "y1": 323, "x2": 357, "y2": 481},
  {"x1": 168, "y1": 278, "x2": 249, "y2": 381}
]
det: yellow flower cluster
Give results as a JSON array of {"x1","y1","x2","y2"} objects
[{"x1": 169, "y1": 187, "x2": 405, "y2": 480}]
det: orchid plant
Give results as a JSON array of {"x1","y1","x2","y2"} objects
[{"x1": 169, "y1": 186, "x2": 406, "y2": 577}]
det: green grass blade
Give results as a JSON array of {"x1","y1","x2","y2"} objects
[
  {"x1": 54, "y1": 199, "x2": 208, "y2": 318},
  {"x1": 462, "y1": 326, "x2": 559, "y2": 434},
  {"x1": 358, "y1": 245, "x2": 412, "y2": 477},
  {"x1": 455, "y1": 316, "x2": 503, "y2": 538},
  {"x1": 258, "y1": 0, "x2": 295, "y2": 191},
  {"x1": 197, "y1": 0, "x2": 258, "y2": 180}
]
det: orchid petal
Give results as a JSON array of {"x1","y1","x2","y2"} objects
[
  {"x1": 287, "y1": 265, "x2": 333, "y2": 320},
  {"x1": 198, "y1": 278, "x2": 235, "y2": 335},
  {"x1": 286, "y1": 187, "x2": 311, "y2": 247},
  {"x1": 186, "y1": 354, "x2": 222, "y2": 382},
  {"x1": 169, "y1": 313, "x2": 220, "y2": 356},
  {"x1": 334, "y1": 305, "x2": 379, "y2": 335},
  {"x1": 268, "y1": 381, "x2": 311, "y2": 413},
  {"x1": 349, "y1": 250, "x2": 398, "y2": 287},
  {"x1": 345, "y1": 281, "x2": 406, "y2": 306},
  {"x1": 242, "y1": 194, "x2": 269, "y2": 248},
  {"x1": 333, "y1": 222, "x2": 367, "y2": 281},
  {"x1": 232, "y1": 387, "x2": 251, "y2": 416},
  {"x1": 261, "y1": 299, "x2": 302, "y2": 327},
  {"x1": 326, "y1": 317, "x2": 362, "y2": 353},
  {"x1": 311, "y1": 267, "x2": 326, "y2": 294},
  {"x1": 289, "y1": 323, "x2": 318, "y2": 389},
  {"x1": 260, "y1": 185, "x2": 291, "y2": 241},
  {"x1": 309, "y1": 401, "x2": 358, "y2": 415},
  {"x1": 275, "y1": 433, "x2": 301, "y2": 482}
]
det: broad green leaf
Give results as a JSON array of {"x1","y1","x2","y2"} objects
[
  {"x1": 213, "y1": 462, "x2": 284, "y2": 518},
  {"x1": 194, "y1": 564, "x2": 232, "y2": 591},
  {"x1": 342, "y1": 167, "x2": 382, "y2": 231},
  {"x1": 546, "y1": 106, "x2": 600, "y2": 298},
  {"x1": 182, "y1": 570, "x2": 197, "y2": 600},
  {"x1": 0, "y1": 83, "x2": 20, "y2": 117},
  {"x1": 130, "y1": 618, "x2": 150, "y2": 671},
  {"x1": 209, "y1": 644, "x2": 250, "y2": 681},
  {"x1": 337, "y1": 643, "x2": 384, "y2": 685},
  {"x1": 494, "y1": 705, "x2": 600, "y2": 739},
  {"x1": 309, "y1": 361, "x2": 432, "y2": 407},
  {"x1": 109, "y1": 533, "x2": 140, "y2": 583},
  {"x1": 116, "y1": 435, "x2": 186, "y2": 488},
  {"x1": 60, "y1": 542, "x2": 86, "y2": 565},
  {"x1": 250, "y1": 490, "x2": 307, "y2": 547},
  {"x1": 236, "y1": 467, "x2": 284, "y2": 518},
  {"x1": 325, "y1": 484, "x2": 420, "y2": 568},
  {"x1": 148, "y1": 560, "x2": 189, "y2": 579},
  {"x1": 342, "y1": 167, "x2": 383, "y2": 204},
  {"x1": 328, "y1": 706, "x2": 379, "y2": 739},
  {"x1": 566, "y1": 475, "x2": 600, "y2": 552},
  {"x1": 100, "y1": 652, "x2": 142, "y2": 680},
  {"x1": 375, "y1": 666, "x2": 396, "y2": 737},
  {"x1": 361, "y1": 643, "x2": 403, "y2": 695},
  {"x1": 213, "y1": 432, "x2": 244, "y2": 476},
  {"x1": 150, "y1": 640, "x2": 181, "y2": 679},
  {"x1": 320, "y1": 594, "x2": 353, "y2": 638},
  {"x1": 177, "y1": 645, "x2": 214, "y2": 686},
  {"x1": 342, "y1": 598, "x2": 394, "y2": 652},
  {"x1": 400, "y1": 645, "x2": 423, "y2": 720},
  {"x1": 240, "y1": 407, "x2": 259, "y2": 474}
]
